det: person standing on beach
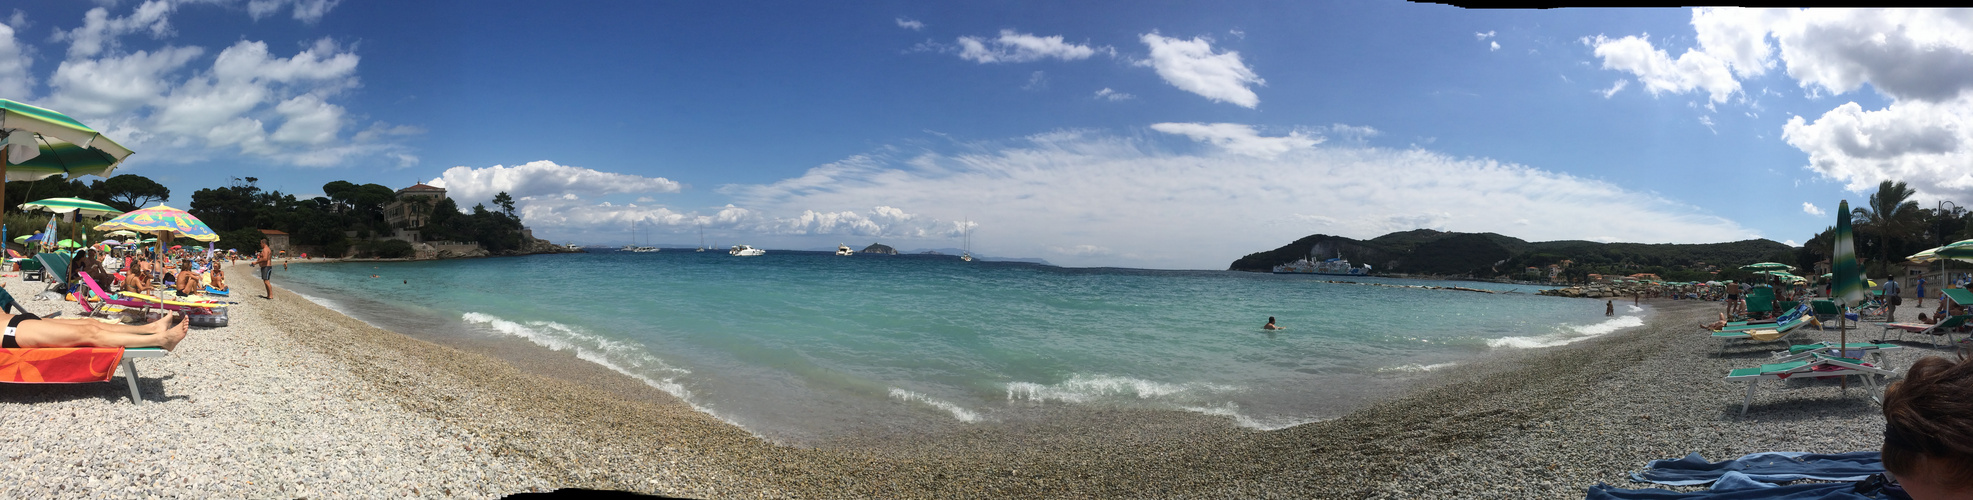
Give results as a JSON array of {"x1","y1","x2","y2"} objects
[
  {"x1": 1918, "y1": 277, "x2": 1927, "y2": 307},
  {"x1": 255, "y1": 239, "x2": 274, "y2": 300},
  {"x1": 1606, "y1": 300, "x2": 1614, "y2": 316},
  {"x1": 1886, "y1": 277, "x2": 1903, "y2": 322}
]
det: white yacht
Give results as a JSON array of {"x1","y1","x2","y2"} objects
[
  {"x1": 730, "y1": 244, "x2": 765, "y2": 257},
  {"x1": 836, "y1": 244, "x2": 854, "y2": 256}
]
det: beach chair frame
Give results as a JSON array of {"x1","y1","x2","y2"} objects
[{"x1": 1725, "y1": 353, "x2": 1895, "y2": 419}]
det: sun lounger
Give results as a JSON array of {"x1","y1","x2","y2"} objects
[
  {"x1": 1880, "y1": 314, "x2": 1972, "y2": 346},
  {"x1": 76, "y1": 273, "x2": 217, "y2": 316},
  {"x1": 1725, "y1": 353, "x2": 1896, "y2": 419},
  {"x1": 31, "y1": 250, "x2": 71, "y2": 298},
  {"x1": 1773, "y1": 342, "x2": 1900, "y2": 364},
  {"x1": 1709, "y1": 304, "x2": 1814, "y2": 354},
  {"x1": 1808, "y1": 299, "x2": 1841, "y2": 321}
]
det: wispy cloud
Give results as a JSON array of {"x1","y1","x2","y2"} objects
[
  {"x1": 894, "y1": 17, "x2": 923, "y2": 31},
  {"x1": 1600, "y1": 79, "x2": 1629, "y2": 98},
  {"x1": 1802, "y1": 202, "x2": 1824, "y2": 216},
  {"x1": 1093, "y1": 87, "x2": 1133, "y2": 101},
  {"x1": 956, "y1": 30, "x2": 1107, "y2": 63},
  {"x1": 1150, "y1": 122, "x2": 1317, "y2": 159}
]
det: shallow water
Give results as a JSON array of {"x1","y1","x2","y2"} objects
[{"x1": 277, "y1": 251, "x2": 1645, "y2": 442}]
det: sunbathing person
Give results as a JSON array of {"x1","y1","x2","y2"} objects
[
  {"x1": 208, "y1": 268, "x2": 228, "y2": 292},
  {"x1": 1703, "y1": 312, "x2": 1730, "y2": 331},
  {"x1": 174, "y1": 262, "x2": 202, "y2": 295},
  {"x1": 0, "y1": 310, "x2": 188, "y2": 350}
]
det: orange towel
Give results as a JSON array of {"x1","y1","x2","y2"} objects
[{"x1": 0, "y1": 348, "x2": 125, "y2": 383}]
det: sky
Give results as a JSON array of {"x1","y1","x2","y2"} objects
[{"x1": 1, "y1": 2, "x2": 1969, "y2": 269}]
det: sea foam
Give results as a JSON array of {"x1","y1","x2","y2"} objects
[
  {"x1": 887, "y1": 387, "x2": 983, "y2": 423},
  {"x1": 458, "y1": 312, "x2": 746, "y2": 430},
  {"x1": 1005, "y1": 374, "x2": 1240, "y2": 404},
  {"x1": 1485, "y1": 315, "x2": 1645, "y2": 349}
]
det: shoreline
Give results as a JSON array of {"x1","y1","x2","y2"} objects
[{"x1": 1, "y1": 264, "x2": 1926, "y2": 497}]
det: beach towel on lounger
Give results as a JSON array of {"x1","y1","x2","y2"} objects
[
  {"x1": 0, "y1": 347, "x2": 125, "y2": 383},
  {"x1": 1585, "y1": 451, "x2": 1905, "y2": 500}
]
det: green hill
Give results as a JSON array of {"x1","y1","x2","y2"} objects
[{"x1": 1230, "y1": 231, "x2": 1797, "y2": 281}]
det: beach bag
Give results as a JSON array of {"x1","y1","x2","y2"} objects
[
  {"x1": 1891, "y1": 295, "x2": 1903, "y2": 306},
  {"x1": 187, "y1": 307, "x2": 228, "y2": 328}
]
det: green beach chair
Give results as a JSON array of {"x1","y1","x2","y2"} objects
[
  {"x1": 1809, "y1": 299, "x2": 1841, "y2": 321},
  {"x1": 1725, "y1": 353, "x2": 1895, "y2": 419},
  {"x1": 1710, "y1": 304, "x2": 1814, "y2": 355},
  {"x1": 1880, "y1": 314, "x2": 1973, "y2": 346},
  {"x1": 1743, "y1": 286, "x2": 1777, "y2": 317},
  {"x1": 1774, "y1": 342, "x2": 1901, "y2": 364}
]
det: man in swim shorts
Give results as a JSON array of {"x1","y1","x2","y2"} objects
[{"x1": 256, "y1": 239, "x2": 274, "y2": 300}]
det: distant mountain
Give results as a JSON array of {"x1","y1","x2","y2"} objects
[{"x1": 1230, "y1": 229, "x2": 1797, "y2": 281}]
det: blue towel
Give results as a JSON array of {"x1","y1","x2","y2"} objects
[
  {"x1": 1632, "y1": 451, "x2": 1883, "y2": 486},
  {"x1": 1587, "y1": 475, "x2": 1904, "y2": 500}
]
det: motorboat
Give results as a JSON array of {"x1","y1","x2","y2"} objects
[
  {"x1": 836, "y1": 244, "x2": 854, "y2": 256},
  {"x1": 730, "y1": 245, "x2": 765, "y2": 256}
]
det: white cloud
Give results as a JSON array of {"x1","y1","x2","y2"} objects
[
  {"x1": 1138, "y1": 33, "x2": 1264, "y2": 108},
  {"x1": 428, "y1": 160, "x2": 683, "y2": 207},
  {"x1": 54, "y1": 1, "x2": 174, "y2": 60},
  {"x1": 1490, "y1": 41, "x2": 1500, "y2": 52},
  {"x1": 1784, "y1": 239, "x2": 1798, "y2": 246},
  {"x1": 1802, "y1": 202, "x2": 1825, "y2": 216},
  {"x1": 1094, "y1": 87, "x2": 1134, "y2": 101},
  {"x1": 0, "y1": 22, "x2": 33, "y2": 99},
  {"x1": 956, "y1": 30, "x2": 1103, "y2": 63},
  {"x1": 1602, "y1": 9, "x2": 1973, "y2": 201},
  {"x1": 1022, "y1": 70, "x2": 1046, "y2": 91},
  {"x1": 1475, "y1": 31, "x2": 1496, "y2": 40},
  {"x1": 1150, "y1": 122, "x2": 1318, "y2": 159},
  {"x1": 1587, "y1": 33, "x2": 1740, "y2": 103},
  {"x1": 895, "y1": 17, "x2": 923, "y2": 31},
  {"x1": 246, "y1": 0, "x2": 341, "y2": 24},
  {"x1": 1600, "y1": 79, "x2": 1629, "y2": 98},
  {"x1": 29, "y1": 2, "x2": 407, "y2": 169},
  {"x1": 6, "y1": 10, "x2": 28, "y2": 31},
  {"x1": 717, "y1": 127, "x2": 1756, "y2": 269}
]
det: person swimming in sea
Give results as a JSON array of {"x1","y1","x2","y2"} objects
[{"x1": 1263, "y1": 316, "x2": 1282, "y2": 330}]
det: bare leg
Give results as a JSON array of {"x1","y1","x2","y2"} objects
[{"x1": 14, "y1": 313, "x2": 189, "y2": 350}]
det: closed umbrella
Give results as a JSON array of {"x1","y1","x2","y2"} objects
[{"x1": 1832, "y1": 200, "x2": 1865, "y2": 390}]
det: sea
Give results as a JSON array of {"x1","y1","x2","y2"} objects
[{"x1": 275, "y1": 250, "x2": 1647, "y2": 443}]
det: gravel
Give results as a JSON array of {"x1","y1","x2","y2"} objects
[{"x1": 0, "y1": 266, "x2": 1927, "y2": 498}]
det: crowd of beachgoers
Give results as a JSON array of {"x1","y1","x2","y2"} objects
[{"x1": 8, "y1": 261, "x2": 1973, "y2": 497}]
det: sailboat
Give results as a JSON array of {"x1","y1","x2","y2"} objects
[
  {"x1": 624, "y1": 220, "x2": 659, "y2": 252},
  {"x1": 960, "y1": 218, "x2": 974, "y2": 262}
]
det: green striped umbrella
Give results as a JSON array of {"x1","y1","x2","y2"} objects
[
  {"x1": 1740, "y1": 262, "x2": 1795, "y2": 272},
  {"x1": 19, "y1": 197, "x2": 123, "y2": 218},
  {"x1": 0, "y1": 99, "x2": 133, "y2": 247},
  {"x1": 1833, "y1": 200, "x2": 1865, "y2": 364}
]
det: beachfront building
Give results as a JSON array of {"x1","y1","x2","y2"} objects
[
  {"x1": 259, "y1": 229, "x2": 291, "y2": 254},
  {"x1": 384, "y1": 183, "x2": 448, "y2": 242}
]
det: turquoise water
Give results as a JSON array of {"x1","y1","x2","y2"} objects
[{"x1": 277, "y1": 251, "x2": 1645, "y2": 442}]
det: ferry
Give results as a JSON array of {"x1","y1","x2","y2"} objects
[{"x1": 1273, "y1": 253, "x2": 1372, "y2": 276}]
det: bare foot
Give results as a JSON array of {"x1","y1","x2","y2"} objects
[{"x1": 159, "y1": 316, "x2": 189, "y2": 351}]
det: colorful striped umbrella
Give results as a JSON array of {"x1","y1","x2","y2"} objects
[{"x1": 92, "y1": 205, "x2": 219, "y2": 242}]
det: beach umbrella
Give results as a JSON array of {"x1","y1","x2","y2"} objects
[
  {"x1": 1833, "y1": 199, "x2": 1865, "y2": 390},
  {"x1": 0, "y1": 99, "x2": 133, "y2": 246},
  {"x1": 100, "y1": 239, "x2": 120, "y2": 245},
  {"x1": 54, "y1": 239, "x2": 79, "y2": 249},
  {"x1": 1740, "y1": 262, "x2": 1795, "y2": 272},
  {"x1": 93, "y1": 205, "x2": 219, "y2": 242},
  {"x1": 105, "y1": 229, "x2": 137, "y2": 238},
  {"x1": 19, "y1": 197, "x2": 122, "y2": 218}
]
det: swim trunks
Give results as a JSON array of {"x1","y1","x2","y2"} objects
[
  {"x1": 258, "y1": 265, "x2": 273, "y2": 281},
  {"x1": 4, "y1": 312, "x2": 42, "y2": 348}
]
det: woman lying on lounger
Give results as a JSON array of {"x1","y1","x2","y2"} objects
[{"x1": 0, "y1": 310, "x2": 188, "y2": 350}]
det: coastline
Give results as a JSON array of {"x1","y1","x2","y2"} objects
[{"x1": 0, "y1": 265, "x2": 1925, "y2": 498}]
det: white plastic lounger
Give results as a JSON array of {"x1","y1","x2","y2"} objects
[
  {"x1": 119, "y1": 347, "x2": 168, "y2": 404},
  {"x1": 1725, "y1": 353, "x2": 1895, "y2": 419}
]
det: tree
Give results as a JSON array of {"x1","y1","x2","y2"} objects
[
  {"x1": 1852, "y1": 180, "x2": 1924, "y2": 276},
  {"x1": 492, "y1": 191, "x2": 516, "y2": 219},
  {"x1": 91, "y1": 174, "x2": 171, "y2": 212}
]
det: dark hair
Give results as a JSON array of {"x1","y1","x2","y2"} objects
[
  {"x1": 1883, "y1": 355, "x2": 1973, "y2": 492},
  {"x1": 1267, "y1": 316, "x2": 1275, "y2": 323}
]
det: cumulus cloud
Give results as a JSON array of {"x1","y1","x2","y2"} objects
[
  {"x1": 0, "y1": 22, "x2": 33, "y2": 99},
  {"x1": 1802, "y1": 202, "x2": 1825, "y2": 216},
  {"x1": 1138, "y1": 33, "x2": 1264, "y2": 108},
  {"x1": 1150, "y1": 122, "x2": 1317, "y2": 159},
  {"x1": 719, "y1": 127, "x2": 1756, "y2": 269},
  {"x1": 956, "y1": 30, "x2": 1104, "y2": 63},
  {"x1": 1093, "y1": 87, "x2": 1133, "y2": 101},
  {"x1": 427, "y1": 160, "x2": 683, "y2": 207},
  {"x1": 26, "y1": 3, "x2": 412, "y2": 169},
  {"x1": 1490, "y1": 41, "x2": 1500, "y2": 52},
  {"x1": 895, "y1": 17, "x2": 923, "y2": 31},
  {"x1": 1587, "y1": 33, "x2": 1740, "y2": 103},
  {"x1": 246, "y1": 0, "x2": 341, "y2": 24},
  {"x1": 1598, "y1": 9, "x2": 1973, "y2": 201}
]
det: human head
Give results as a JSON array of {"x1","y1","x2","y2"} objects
[
  {"x1": 1267, "y1": 316, "x2": 1275, "y2": 323},
  {"x1": 1882, "y1": 355, "x2": 1973, "y2": 498},
  {"x1": 261, "y1": 239, "x2": 269, "y2": 248}
]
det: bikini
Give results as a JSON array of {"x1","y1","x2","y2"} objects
[{"x1": 2, "y1": 312, "x2": 41, "y2": 349}]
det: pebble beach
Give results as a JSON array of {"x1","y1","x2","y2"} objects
[{"x1": 0, "y1": 265, "x2": 1933, "y2": 498}]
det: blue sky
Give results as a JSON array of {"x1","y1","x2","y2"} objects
[{"x1": 2, "y1": 3, "x2": 1967, "y2": 268}]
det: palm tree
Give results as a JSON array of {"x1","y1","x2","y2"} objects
[{"x1": 1852, "y1": 180, "x2": 1923, "y2": 276}]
